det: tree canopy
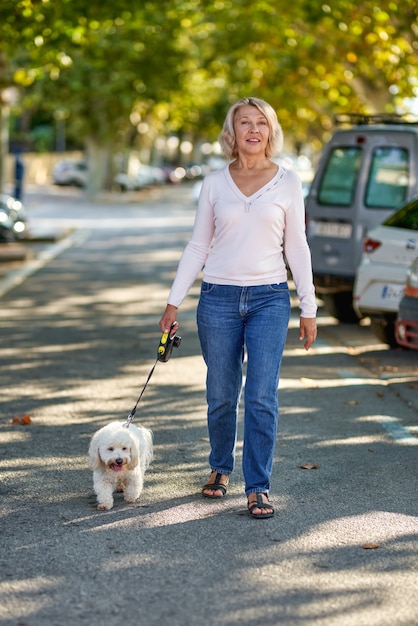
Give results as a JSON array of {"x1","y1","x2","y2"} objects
[{"x1": 0, "y1": 0, "x2": 417, "y2": 191}]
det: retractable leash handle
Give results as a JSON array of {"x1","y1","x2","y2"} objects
[
  {"x1": 123, "y1": 325, "x2": 182, "y2": 428},
  {"x1": 157, "y1": 325, "x2": 182, "y2": 362}
]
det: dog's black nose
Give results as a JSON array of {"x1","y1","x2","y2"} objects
[{"x1": 115, "y1": 458, "x2": 123, "y2": 465}]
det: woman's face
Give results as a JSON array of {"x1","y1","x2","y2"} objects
[{"x1": 233, "y1": 104, "x2": 270, "y2": 158}]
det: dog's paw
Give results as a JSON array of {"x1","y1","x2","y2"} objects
[
  {"x1": 97, "y1": 502, "x2": 113, "y2": 510},
  {"x1": 124, "y1": 495, "x2": 139, "y2": 504}
]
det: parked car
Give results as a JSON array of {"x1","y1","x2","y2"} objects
[
  {"x1": 0, "y1": 194, "x2": 28, "y2": 242},
  {"x1": 395, "y1": 257, "x2": 418, "y2": 349},
  {"x1": 353, "y1": 196, "x2": 418, "y2": 345},
  {"x1": 52, "y1": 160, "x2": 88, "y2": 187},
  {"x1": 306, "y1": 113, "x2": 418, "y2": 323},
  {"x1": 0, "y1": 211, "x2": 15, "y2": 243},
  {"x1": 114, "y1": 165, "x2": 167, "y2": 192}
]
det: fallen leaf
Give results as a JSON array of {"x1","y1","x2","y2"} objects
[
  {"x1": 359, "y1": 357, "x2": 378, "y2": 366},
  {"x1": 362, "y1": 543, "x2": 380, "y2": 550},
  {"x1": 376, "y1": 392, "x2": 384, "y2": 398},
  {"x1": 299, "y1": 464, "x2": 319, "y2": 470},
  {"x1": 345, "y1": 400, "x2": 358, "y2": 405},
  {"x1": 11, "y1": 414, "x2": 32, "y2": 425}
]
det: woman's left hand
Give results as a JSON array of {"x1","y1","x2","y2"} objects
[{"x1": 299, "y1": 317, "x2": 317, "y2": 351}]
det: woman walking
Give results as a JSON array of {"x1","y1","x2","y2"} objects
[{"x1": 159, "y1": 97, "x2": 317, "y2": 518}]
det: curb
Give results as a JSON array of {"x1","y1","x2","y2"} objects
[
  {"x1": 21, "y1": 226, "x2": 76, "y2": 243},
  {"x1": 0, "y1": 227, "x2": 75, "y2": 263},
  {"x1": 0, "y1": 228, "x2": 88, "y2": 298}
]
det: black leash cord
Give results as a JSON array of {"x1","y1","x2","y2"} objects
[
  {"x1": 123, "y1": 358, "x2": 158, "y2": 428},
  {"x1": 122, "y1": 324, "x2": 179, "y2": 428}
]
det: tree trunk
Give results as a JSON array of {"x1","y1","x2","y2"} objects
[
  {"x1": 351, "y1": 77, "x2": 392, "y2": 113},
  {"x1": 85, "y1": 137, "x2": 115, "y2": 197}
]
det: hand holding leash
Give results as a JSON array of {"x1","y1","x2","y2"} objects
[{"x1": 157, "y1": 324, "x2": 182, "y2": 362}]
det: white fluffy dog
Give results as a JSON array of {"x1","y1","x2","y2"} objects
[{"x1": 88, "y1": 421, "x2": 153, "y2": 510}]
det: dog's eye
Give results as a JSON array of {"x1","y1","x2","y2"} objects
[
  {"x1": 122, "y1": 447, "x2": 127, "y2": 451},
  {"x1": 107, "y1": 447, "x2": 114, "y2": 452}
]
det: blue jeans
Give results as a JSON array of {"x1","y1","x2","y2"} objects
[{"x1": 197, "y1": 282, "x2": 290, "y2": 496}]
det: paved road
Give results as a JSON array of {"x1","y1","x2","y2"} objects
[{"x1": 0, "y1": 184, "x2": 417, "y2": 626}]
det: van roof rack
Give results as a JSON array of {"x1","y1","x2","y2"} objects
[{"x1": 334, "y1": 113, "x2": 418, "y2": 126}]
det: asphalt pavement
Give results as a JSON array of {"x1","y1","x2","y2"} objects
[{"x1": 0, "y1": 184, "x2": 417, "y2": 626}]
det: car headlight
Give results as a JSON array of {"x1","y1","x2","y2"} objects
[
  {"x1": 406, "y1": 258, "x2": 418, "y2": 289},
  {"x1": 13, "y1": 220, "x2": 26, "y2": 233},
  {"x1": 397, "y1": 321, "x2": 406, "y2": 340},
  {"x1": 6, "y1": 197, "x2": 23, "y2": 211}
]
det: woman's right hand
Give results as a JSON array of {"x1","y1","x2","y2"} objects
[{"x1": 159, "y1": 304, "x2": 179, "y2": 334}]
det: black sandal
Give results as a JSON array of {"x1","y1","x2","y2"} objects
[
  {"x1": 247, "y1": 493, "x2": 275, "y2": 519},
  {"x1": 202, "y1": 472, "x2": 229, "y2": 498}
]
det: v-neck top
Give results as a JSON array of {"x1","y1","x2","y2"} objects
[
  {"x1": 227, "y1": 163, "x2": 281, "y2": 202},
  {"x1": 167, "y1": 164, "x2": 316, "y2": 317}
]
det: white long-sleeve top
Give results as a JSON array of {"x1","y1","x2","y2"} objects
[{"x1": 168, "y1": 164, "x2": 317, "y2": 318}]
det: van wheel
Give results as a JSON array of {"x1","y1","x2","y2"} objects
[
  {"x1": 370, "y1": 314, "x2": 398, "y2": 347},
  {"x1": 322, "y1": 293, "x2": 359, "y2": 324}
]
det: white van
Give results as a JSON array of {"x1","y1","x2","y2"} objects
[{"x1": 305, "y1": 114, "x2": 418, "y2": 322}]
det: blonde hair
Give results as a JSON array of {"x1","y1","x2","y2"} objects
[{"x1": 219, "y1": 97, "x2": 283, "y2": 159}]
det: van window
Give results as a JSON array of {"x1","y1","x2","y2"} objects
[
  {"x1": 365, "y1": 147, "x2": 409, "y2": 209},
  {"x1": 317, "y1": 147, "x2": 362, "y2": 206}
]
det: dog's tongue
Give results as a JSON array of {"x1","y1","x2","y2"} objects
[{"x1": 111, "y1": 464, "x2": 123, "y2": 472}]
